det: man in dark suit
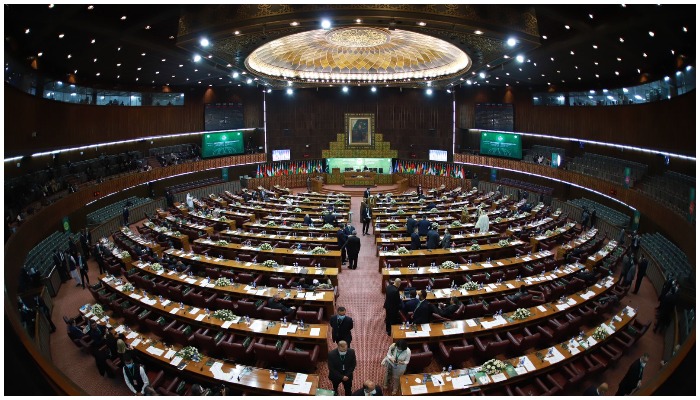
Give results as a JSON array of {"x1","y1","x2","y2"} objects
[
  {"x1": 417, "y1": 215, "x2": 431, "y2": 237},
  {"x1": 80, "y1": 227, "x2": 92, "y2": 258},
  {"x1": 363, "y1": 187, "x2": 370, "y2": 199},
  {"x1": 411, "y1": 289, "x2": 438, "y2": 324},
  {"x1": 633, "y1": 254, "x2": 648, "y2": 294},
  {"x1": 438, "y1": 297, "x2": 461, "y2": 318},
  {"x1": 344, "y1": 230, "x2": 361, "y2": 270},
  {"x1": 416, "y1": 185, "x2": 423, "y2": 197},
  {"x1": 77, "y1": 252, "x2": 90, "y2": 289},
  {"x1": 337, "y1": 226, "x2": 348, "y2": 265},
  {"x1": 329, "y1": 306, "x2": 354, "y2": 346},
  {"x1": 352, "y1": 380, "x2": 383, "y2": 396},
  {"x1": 53, "y1": 248, "x2": 69, "y2": 282},
  {"x1": 384, "y1": 278, "x2": 402, "y2": 335},
  {"x1": 402, "y1": 289, "x2": 419, "y2": 312},
  {"x1": 410, "y1": 227, "x2": 421, "y2": 250},
  {"x1": 267, "y1": 293, "x2": 296, "y2": 316},
  {"x1": 583, "y1": 382, "x2": 608, "y2": 395},
  {"x1": 328, "y1": 341, "x2": 356, "y2": 396},
  {"x1": 360, "y1": 201, "x2": 372, "y2": 236},
  {"x1": 303, "y1": 214, "x2": 312, "y2": 226},
  {"x1": 425, "y1": 226, "x2": 440, "y2": 249},
  {"x1": 323, "y1": 211, "x2": 337, "y2": 227},
  {"x1": 616, "y1": 353, "x2": 648, "y2": 395},
  {"x1": 122, "y1": 205, "x2": 130, "y2": 226},
  {"x1": 439, "y1": 228, "x2": 452, "y2": 249},
  {"x1": 343, "y1": 222, "x2": 355, "y2": 237},
  {"x1": 405, "y1": 215, "x2": 417, "y2": 237}
]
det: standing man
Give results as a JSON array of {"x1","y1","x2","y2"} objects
[
  {"x1": 345, "y1": 230, "x2": 361, "y2": 270},
  {"x1": 633, "y1": 254, "x2": 649, "y2": 294},
  {"x1": 615, "y1": 353, "x2": 649, "y2": 395},
  {"x1": 122, "y1": 354, "x2": 151, "y2": 395},
  {"x1": 329, "y1": 306, "x2": 354, "y2": 347},
  {"x1": 360, "y1": 201, "x2": 372, "y2": 236},
  {"x1": 405, "y1": 215, "x2": 417, "y2": 237},
  {"x1": 53, "y1": 248, "x2": 69, "y2": 282},
  {"x1": 67, "y1": 251, "x2": 81, "y2": 287},
  {"x1": 384, "y1": 278, "x2": 402, "y2": 335},
  {"x1": 363, "y1": 187, "x2": 371, "y2": 199},
  {"x1": 328, "y1": 341, "x2": 357, "y2": 396},
  {"x1": 425, "y1": 224, "x2": 440, "y2": 250},
  {"x1": 589, "y1": 208, "x2": 597, "y2": 229},
  {"x1": 307, "y1": 176, "x2": 312, "y2": 192},
  {"x1": 77, "y1": 252, "x2": 90, "y2": 289},
  {"x1": 410, "y1": 227, "x2": 421, "y2": 250},
  {"x1": 631, "y1": 231, "x2": 641, "y2": 258},
  {"x1": 122, "y1": 205, "x2": 130, "y2": 226},
  {"x1": 337, "y1": 225, "x2": 348, "y2": 265},
  {"x1": 352, "y1": 380, "x2": 383, "y2": 396},
  {"x1": 80, "y1": 227, "x2": 92, "y2": 258},
  {"x1": 417, "y1": 215, "x2": 431, "y2": 237},
  {"x1": 411, "y1": 289, "x2": 438, "y2": 325},
  {"x1": 439, "y1": 228, "x2": 452, "y2": 249}
]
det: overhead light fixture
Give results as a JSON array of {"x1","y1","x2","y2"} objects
[
  {"x1": 686, "y1": 65, "x2": 692, "y2": 71},
  {"x1": 91, "y1": 39, "x2": 96, "y2": 44},
  {"x1": 417, "y1": 22, "x2": 426, "y2": 26},
  {"x1": 466, "y1": 79, "x2": 472, "y2": 85},
  {"x1": 371, "y1": 86, "x2": 376, "y2": 92},
  {"x1": 267, "y1": 89, "x2": 272, "y2": 93},
  {"x1": 506, "y1": 38, "x2": 517, "y2": 47},
  {"x1": 589, "y1": 14, "x2": 594, "y2": 19},
  {"x1": 137, "y1": 67, "x2": 141, "y2": 70},
  {"x1": 542, "y1": 35, "x2": 547, "y2": 39},
  {"x1": 121, "y1": 16, "x2": 127, "y2": 20},
  {"x1": 570, "y1": 51, "x2": 575, "y2": 55},
  {"x1": 683, "y1": 27, "x2": 688, "y2": 32},
  {"x1": 619, "y1": 37, "x2": 624, "y2": 42},
  {"x1": 648, "y1": 31, "x2": 654, "y2": 37},
  {"x1": 321, "y1": 19, "x2": 331, "y2": 29},
  {"x1": 643, "y1": 53, "x2": 647, "y2": 58},
  {"x1": 342, "y1": 86, "x2": 349, "y2": 93},
  {"x1": 66, "y1": 54, "x2": 71, "y2": 59},
  {"x1": 623, "y1": 88, "x2": 629, "y2": 93},
  {"x1": 200, "y1": 38, "x2": 210, "y2": 47},
  {"x1": 24, "y1": 28, "x2": 30, "y2": 34},
  {"x1": 426, "y1": 89, "x2": 433, "y2": 95},
  {"x1": 474, "y1": 30, "x2": 483, "y2": 35},
  {"x1": 592, "y1": 44, "x2": 598, "y2": 49},
  {"x1": 290, "y1": 21, "x2": 299, "y2": 26},
  {"x1": 48, "y1": 4, "x2": 54, "y2": 8},
  {"x1": 664, "y1": 76, "x2": 670, "y2": 81},
  {"x1": 141, "y1": 52, "x2": 146, "y2": 56},
  {"x1": 58, "y1": 33, "x2": 64, "y2": 38},
  {"x1": 615, "y1": 71, "x2": 619, "y2": 75},
  {"x1": 246, "y1": 78, "x2": 252, "y2": 84},
  {"x1": 356, "y1": 19, "x2": 362, "y2": 23},
  {"x1": 232, "y1": 72, "x2": 239, "y2": 78},
  {"x1": 516, "y1": 55, "x2": 524, "y2": 63},
  {"x1": 145, "y1": 25, "x2": 151, "y2": 30},
  {"x1": 446, "y1": 89, "x2": 451, "y2": 93},
  {"x1": 193, "y1": 55, "x2": 202, "y2": 62},
  {"x1": 234, "y1": 30, "x2": 240, "y2": 35},
  {"x1": 634, "y1": 95, "x2": 643, "y2": 100},
  {"x1": 87, "y1": 5, "x2": 93, "y2": 10},
  {"x1": 96, "y1": 72, "x2": 100, "y2": 76},
  {"x1": 564, "y1": 25, "x2": 570, "y2": 29},
  {"x1": 479, "y1": 72, "x2": 485, "y2": 79},
  {"x1": 286, "y1": 88, "x2": 293, "y2": 95},
  {"x1": 37, "y1": 52, "x2": 42, "y2": 57}
]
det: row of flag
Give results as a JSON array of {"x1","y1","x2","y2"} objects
[
  {"x1": 256, "y1": 160, "x2": 324, "y2": 177},
  {"x1": 392, "y1": 160, "x2": 466, "y2": 178}
]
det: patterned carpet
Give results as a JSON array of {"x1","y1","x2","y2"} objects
[{"x1": 45, "y1": 189, "x2": 666, "y2": 396}]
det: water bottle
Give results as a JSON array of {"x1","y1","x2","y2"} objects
[
  {"x1": 300, "y1": 320, "x2": 304, "y2": 330},
  {"x1": 269, "y1": 369, "x2": 274, "y2": 380},
  {"x1": 442, "y1": 367, "x2": 446, "y2": 376},
  {"x1": 278, "y1": 284, "x2": 283, "y2": 290},
  {"x1": 245, "y1": 315, "x2": 250, "y2": 325},
  {"x1": 422, "y1": 373, "x2": 428, "y2": 384},
  {"x1": 451, "y1": 280, "x2": 455, "y2": 290},
  {"x1": 252, "y1": 281, "x2": 257, "y2": 289},
  {"x1": 447, "y1": 365, "x2": 453, "y2": 375},
  {"x1": 159, "y1": 295, "x2": 163, "y2": 303},
  {"x1": 283, "y1": 316, "x2": 287, "y2": 325},
  {"x1": 273, "y1": 370, "x2": 278, "y2": 381},
  {"x1": 179, "y1": 301, "x2": 184, "y2": 309},
  {"x1": 206, "y1": 276, "x2": 211, "y2": 284},
  {"x1": 426, "y1": 285, "x2": 431, "y2": 292}
]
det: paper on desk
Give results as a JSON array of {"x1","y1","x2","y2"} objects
[
  {"x1": 556, "y1": 304, "x2": 569, "y2": 311},
  {"x1": 147, "y1": 346, "x2": 165, "y2": 356},
  {"x1": 179, "y1": 275, "x2": 188, "y2": 280},
  {"x1": 537, "y1": 305, "x2": 547, "y2": 312},
  {"x1": 293, "y1": 373, "x2": 308, "y2": 385},
  {"x1": 480, "y1": 321, "x2": 493, "y2": 329},
  {"x1": 164, "y1": 349, "x2": 176, "y2": 359},
  {"x1": 421, "y1": 324, "x2": 431, "y2": 332},
  {"x1": 491, "y1": 373, "x2": 507, "y2": 383},
  {"x1": 126, "y1": 331, "x2": 139, "y2": 339},
  {"x1": 389, "y1": 270, "x2": 400, "y2": 275},
  {"x1": 131, "y1": 339, "x2": 142, "y2": 347},
  {"x1": 222, "y1": 320, "x2": 233, "y2": 329},
  {"x1": 514, "y1": 367, "x2": 527, "y2": 375},
  {"x1": 569, "y1": 346, "x2": 581, "y2": 355},
  {"x1": 451, "y1": 375, "x2": 472, "y2": 388},
  {"x1": 189, "y1": 307, "x2": 201, "y2": 315},
  {"x1": 481, "y1": 263, "x2": 493, "y2": 268},
  {"x1": 522, "y1": 357, "x2": 537, "y2": 372},
  {"x1": 497, "y1": 261, "x2": 504, "y2": 266},
  {"x1": 460, "y1": 265, "x2": 469, "y2": 270},
  {"x1": 129, "y1": 293, "x2": 142, "y2": 300},
  {"x1": 506, "y1": 283, "x2": 515, "y2": 289},
  {"x1": 430, "y1": 375, "x2": 444, "y2": 386},
  {"x1": 410, "y1": 385, "x2": 428, "y2": 395},
  {"x1": 567, "y1": 298, "x2": 577, "y2": 306},
  {"x1": 309, "y1": 327, "x2": 321, "y2": 337},
  {"x1": 170, "y1": 308, "x2": 180, "y2": 314},
  {"x1": 404, "y1": 331, "x2": 430, "y2": 338},
  {"x1": 587, "y1": 336, "x2": 598, "y2": 346},
  {"x1": 544, "y1": 347, "x2": 565, "y2": 364},
  {"x1": 170, "y1": 356, "x2": 183, "y2": 366},
  {"x1": 442, "y1": 328, "x2": 461, "y2": 335},
  {"x1": 195, "y1": 314, "x2": 205, "y2": 321},
  {"x1": 287, "y1": 324, "x2": 298, "y2": 334},
  {"x1": 478, "y1": 375, "x2": 491, "y2": 385},
  {"x1": 466, "y1": 319, "x2": 477, "y2": 327},
  {"x1": 249, "y1": 320, "x2": 263, "y2": 331}
]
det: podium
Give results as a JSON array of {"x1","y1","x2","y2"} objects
[{"x1": 343, "y1": 171, "x2": 376, "y2": 187}]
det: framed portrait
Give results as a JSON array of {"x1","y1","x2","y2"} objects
[{"x1": 346, "y1": 113, "x2": 374, "y2": 147}]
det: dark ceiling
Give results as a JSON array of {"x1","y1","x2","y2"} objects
[{"x1": 4, "y1": 4, "x2": 695, "y2": 92}]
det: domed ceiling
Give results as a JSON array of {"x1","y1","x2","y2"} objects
[{"x1": 244, "y1": 27, "x2": 471, "y2": 84}]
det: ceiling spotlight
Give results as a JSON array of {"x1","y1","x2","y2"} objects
[
  {"x1": 617, "y1": 57, "x2": 622, "y2": 61},
  {"x1": 479, "y1": 72, "x2": 485, "y2": 79},
  {"x1": 417, "y1": 22, "x2": 426, "y2": 26},
  {"x1": 48, "y1": 4, "x2": 54, "y2": 8},
  {"x1": 342, "y1": 86, "x2": 349, "y2": 93},
  {"x1": 267, "y1": 89, "x2": 272, "y2": 93},
  {"x1": 87, "y1": 5, "x2": 93, "y2": 10},
  {"x1": 664, "y1": 76, "x2": 670, "y2": 81},
  {"x1": 234, "y1": 31, "x2": 240, "y2": 35},
  {"x1": 474, "y1": 30, "x2": 483, "y2": 35},
  {"x1": 246, "y1": 78, "x2": 252, "y2": 84},
  {"x1": 564, "y1": 25, "x2": 570, "y2": 30},
  {"x1": 91, "y1": 39, "x2": 96, "y2": 44},
  {"x1": 24, "y1": 28, "x2": 30, "y2": 34},
  {"x1": 542, "y1": 35, "x2": 547, "y2": 39},
  {"x1": 506, "y1": 38, "x2": 517, "y2": 47},
  {"x1": 290, "y1": 21, "x2": 299, "y2": 26},
  {"x1": 286, "y1": 88, "x2": 293, "y2": 95},
  {"x1": 643, "y1": 53, "x2": 647, "y2": 58},
  {"x1": 516, "y1": 55, "x2": 524, "y2": 63},
  {"x1": 145, "y1": 25, "x2": 151, "y2": 30},
  {"x1": 648, "y1": 31, "x2": 654, "y2": 37},
  {"x1": 619, "y1": 37, "x2": 624, "y2": 43},
  {"x1": 466, "y1": 79, "x2": 472, "y2": 85},
  {"x1": 371, "y1": 86, "x2": 376, "y2": 92},
  {"x1": 193, "y1": 55, "x2": 202, "y2": 62},
  {"x1": 683, "y1": 26, "x2": 688, "y2": 32},
  {"x1": 67, "y1": 54, "x2": 72, "y2": 59},
  {"x1": 161, "y1": 58, "x2": 166, "y2": 62},
  {"x1": 594, "y1": 61, "x2": 599, "y2": 65},
  {"x1": 592, "y1": 44, "x2": 598, "y2": 49},
  {"x1": 426, "y1": 89, "x2": 433, "y2": 95},
  {"x1": 200, "y1": 38, "x2": 210, "y2": 47},
  {"x1": 96, "y1": 72, "x2": 100, "y2": 76},
  {"x1": 623, "y1": 88, "x2": 629, "y2": 93},
  {"x1": 589, "y1": 14, "x2": 594, "y2": 19},
  {"x1": 570, "y1": 51, "x2": 575, "y2": 55},
  {"x1": 141, "y1": 52, "x2": 146, "y2": 56},
  {"x1": 686, "y1": 65, "x2": 692, "y2": 71},
  {"x1": 121, "y1": 16, "x2": 127, "y2": 20},
  {"x1": 137, "y1": 67, "x2": 141, "y2": 70},
  {"x1": 615, "y1": 71, "x2": 620, "y2": 75},
  {"x1": 58, "y1": 33, "x2": 64, "y2": 38},
  {"x1": 321, "y1": 20, "x2": 331, "y2": 29},
  {"x1": 37, "y1": 52, "x2": 42, "y2": 57},
  {"x1": 446, "y1": 89, "x2": 451, "y2": 93},
  {"x1": 232, "y1": 72, "x2": 239, "y2": 78}
]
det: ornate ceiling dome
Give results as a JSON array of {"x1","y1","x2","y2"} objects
[{"x1": 245, "y1": 27, "x2": 471, "y2": 85}]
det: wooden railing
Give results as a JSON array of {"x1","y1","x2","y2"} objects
[{"x1": 4, "y1": 153, "x2": 265, "y2": 395}]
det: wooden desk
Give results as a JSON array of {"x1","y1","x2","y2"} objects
[
  {"x1": 529, "y1": 222, "x2": 576, "y2": 251},
  {"x1": 556, "y1": 229, "x2": 598, "y2": 259},
  {"x1": 99, "y1": 275, "x2": 330, "y2": 358},
  {"x1": 585, "y1": 240, "x2": 620, "y2": 269},
  {"x1": 391, "y1": 275, "x2": 619, "y2": 342},
  {"x1": 398, "y1": 302, "x2": 636, "y2": 395},
  {"x1": 116, "y1": 228, "x2": 163, "y2": 257},
  {"x1": 375, "y1": 231, "x2": 501, "y2": 256},
  {"x1": 133, "y1": 261, "x2": 336, "y2": 317},
  {"x1": 164, "y1": 248, "x2": 339, "y2": 287},
  {"x1": 144, "y1": 221, "x2": 192, "y2": 251},
  {"x1": 242, "y1": 222, "x2": 338, "y2": 235},
  {"x1": 163, "y1": 216, "x2": 215, "y2": 238},
  {"x1": 343, "y1": 171, "x2": 376, "y2": 186},
  {"x1": 221, "y1": 230, "x2": 337, "y2": 248},
  {"x1": 79, "y1": 303, "x2": 321, "y2": 395}
]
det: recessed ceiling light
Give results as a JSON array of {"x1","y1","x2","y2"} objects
[
  {"x1": 642, "y1": 53, "x2": 647, "y2": 58},
  {"x1": 417, "y1": 22, "x2": 426, "y2": 26},
  {"x1": 135, "y1": 78, "x2": 139, "y2": 81},
  {"x1": 116, "y1": 75, "x2": 119, "y2": 79},
  {"x1": 619, "y1": 37, "x2": 624, "y2": 43},
  {"x1": 161, "y1": 58, "x2": 166, "y2": 62},
  {"x1": 592, "y1": 44, "x2": 598, "y2": 49},
  {"x1": 48, "y1": 4, "x2": 54, "y2": 8},
  {"x1": 671, "y1": 50, "x2": 675, "y2": 55},
  {"x1": 542, "y1": 35, "x2": 547, "y2": 39},
  {"x1": 200, "y1": 38, "x2": 209, "y2": 47},
  {"x1": 116, "y1": 63, "x2": 121, "y2": 67},
  {"x1": 179, "y1": 64, "x2": 183, "y2": 68},
  {"x1": 426, "y1": 89, "x2": 433, "y2": 95},
  {"x1": 516, "y1": 55, "x2": 524, "y2": 63},
  {"x1": 557, "y1": 70, "x2": 561, "y2": 73},
  {"x1": 595, "y1": 74, "x2": 600, "y2": 78},
  {"x1": 637, "y1": 68, "x2": 641, "y2": 73},
  {"x1": 242, "y1": 72, "x2": 247, "y2": 75},
  {"x1": 290, "y1": 21, "x2": 299, "y2": 26},
  {"x1": 683, "y1": 27, "x2": 688, "y2": 32},
  {"x1": 503, "y1": 55, "x2": 510, "y2": 59},
  {"x1": 91, "y1": 39, "x2": 96, "y2": 44},
  {"x1": 615, "y1": 71, "x2": 620, "y2": 75},
  {"x1": 67, "y1": 54, "x2": 71, "y2": 59},
  {"x1": 155, "y1": 71, "x2": 159, "y2": 74},
  {"x1": 574, "y1": 66, "x2": 578, "y2": 69},
  {"x1": 474, "y1": 30, "x2": 483, "y2": 35},
  {"x1": 194, "y1": 69, "x2": 198, "y2": 72},
  {"x1": 121, "y1": 16, "x2": 127, "y2": 20},
  {"x1": 207, "y1": 55, "x2": 212, "y2": 59},
  {"x1": 169, "y1": 35, "x2": 175, "y2": 40},
  {"x1": 232, "y1": 72, "x2": 239, "y2": 78},
  {"x1": 506, "y1": 38, "x2": 517, "y2": 47},
  {"x1": 550, "y1": 57, "x2": 554, "y2": 61},
  {"x1": 24, "y1": 28, "x2": 30, "y2": 34},
  {"x1": 564, "y1": 25, "x2": 570, "y2": 30},
  {"x1": 96, "y1": 72, "x2": 100, "y2": 76},
  {"x1": 342, "y1": 86, "x2": 349, "y2": 92},
  {"x1": 193, "y1": 55, "x2": 201, "y2": 62},
  {"x1": 594, "y1": 61, "x2": 599, "y2": 65},
  {"x1": 37, "y1": 52, "x2": 42, "y2": 57},
  {"x1": 621, "y1": 4, "x2": 626, "y2": 7},
  {"x1": 602, "y1": 89, "x2": 608, "y2": 93},
  {"x1": 234, "y1": 31, "x2": 240, "y2": 35},
  {"x1": 117, "y1": 47, "x2": 121, "y2": 51},
  {"x1": 137, "y1": 67, "x2": 141, "y2": 70},
  {"x1": 617, "y1": 57, "x2": 622, "y2": 61},
  {"x1": 578, "y1": 77, "x2": 582, "y2": 80},
  {"x1": 570, "y1": 51, "x2": 575, "y2": 55},
  {"x1": 58, "y1": 33, "x2": 64, "y2": 38},
  {"x1": 648, "y1": 31, "x2": 654, "y2": 37},
  {"x1": 141, "y1": 53, "x2": 146, "y2": 56},
  {"x1": 479, "y1": 72, "x2": 485, "y2": 79},
  {"x1": 286, "y1": 88, "x2": 293, "y2": 95},
  {"x1": 589, "y1": 14, "x2": 594, "y2": 19},
  {"x1": 145, "y1": 25, "x2": 151, "y2": 30},
  {"x1": 93, "y1": 58, "x2": 97, "y2": 62},
  {"x1": 321, "y1": 20, "x2": 331, "y2": 29}
]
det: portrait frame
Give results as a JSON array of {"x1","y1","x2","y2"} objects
[{"x1": 346, "y1": 113, "x2": 374, "y2": 147}]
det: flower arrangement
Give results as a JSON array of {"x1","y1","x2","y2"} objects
[
  {"x1": 498, "y1": 239, "x2": 510, "y2": 247},
  {"x1": 311, "y1": 247, "x2": 328, "y2": 255},
  {"x1": 450, "y1": 221, "x2": 462, "y2": 227},
  {"x1": 386, "y1": 224, "x2": 399, "y2": 231},
  {"x1": 544, "y1": 230, "x2": 553, "y2": 237},
  {"x1": 418, "y1": 198, "x2": 425, "y2": 204},
  {"x1": 441, "y1": 196, "x2": 448, "y2": 201},
  {"x1": 214, "y1": 277, "x2": 232, "y2": 287},
  {"x1": 144, "y1": 221, "x2": 155, "y2": 228},
  {"x1": 91, "y1": 304, "x2": 104, "y2": 318},
  {"x1": 219, "y1": 216, "x2": 228, "y2": 221},
  {"x1": 592, "y1": 326, "x2": 608, "y2": 341},
  {"x1": 481, "y1": 359, "x2": 507, "y2": 375},
  {"x1": 216, "y1": 240, "x2": 229, "y2": 246},
  {"x1": 431, "y1": 223, "x2": 439, "y2": 230},
  {"x1": 396, "y1": 209, "x2": 405, "y2": 215},
  {"x1": 494, "y1": 217, "x2": 503, "y2": 223},
  {"x1": 122, "y1": 283, "x2": 134, "y2": 292},
  {"x1": 321, "y1": 210, "x2": 330, "y2": 216},
  {"x1": 293, "y1": 208, "x2": 302, "y2": 213},
  {"x1": 470, "y1": 244, "x2": 481, "y2": 251},
  {"x1": 513, "y1": 308, "x2": 531, "y2": 320},
  {"x1": 212, "y1": 309, "x2": 237, "y2": 321},
  {"x1": 310, "y1": 192, "x2": 319, "y2": 195},
  {"x1": 390, "y1": 199, "x2": 397, "y2": 205},
  {"x1": 430, "y1": 208, "x2": 439, "y2": 213},
  {"x1": 235, "y1": 202, "x2": 241, "y2": 206},
  {"x1": 266, "y1": 221, "x2": 277, "y2": 227},
  {"x1": 291, "y1": 223, "x2": 303, "y2": 229},
  {"x1": 396, "y1": 247, "x2": 409, "y2": 254},
  {"x1": 150, "y1": 263, "x2": 163, "y2": 272},
  {"x1": 462, "y1": 281, "x2": 478, "y2": 291},
  {"x1": 176, "y1": 346, "x2": 201, "y2": 361},
  {"x1": 121, "y1": 226, "x2": 131, "y2": 234},
  {"x1": 441, "y1": 261, "x2": 457, "y2": 269},
  {"x1": 262, "y1": 259, "x2": 277, "y2": 267},
  {"x1": 120, "y1": 251, "x2": 131, "y2": 259},
  {"x1": 335, "y1": 199, "x2": 344, "y2": 205},
  {"x1": 260, "y1": 243, "x2": 273, "y2": 251},
  {"x1": 471, "y1": 187, "x2": 477, "y2": 191},
  {"x1": 322, "y1": 224, "x2": 335, "y2": 230},
  {"x1": 172, "y1": 231, "x2": 183, "y2": 237},
  {"x1": 254, "y1": 205, "x2": 262, "y2": 209},
  {"x1": 302, "y1": 198, "x2": 311, "y2": 203}
]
